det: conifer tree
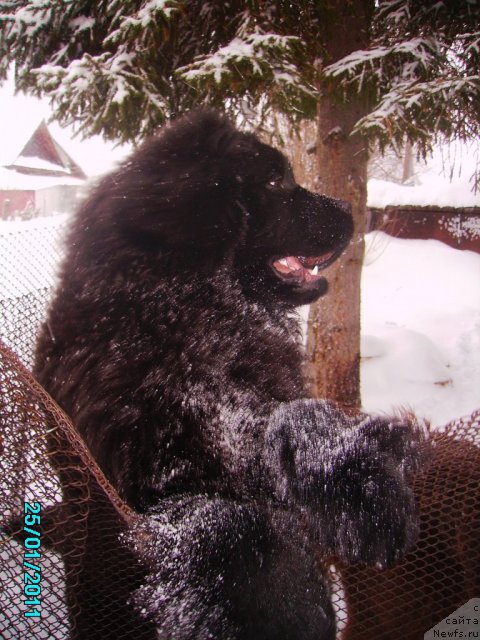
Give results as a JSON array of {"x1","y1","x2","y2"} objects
[{"x1": 1, "y1": 0, "x2": 478, "y2": 407}]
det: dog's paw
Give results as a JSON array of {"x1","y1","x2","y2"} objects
[{"x1": 265, "y1": 399, "x2": 426, "y2": 567}]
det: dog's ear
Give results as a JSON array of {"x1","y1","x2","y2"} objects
[{"x1": 99, "y1": 109, "x2": 251, "y2": 268}]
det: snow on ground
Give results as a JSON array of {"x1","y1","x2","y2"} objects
[
  {"x1": 368, "y1": 139, "x2": 480, "y2": 209},
  {"x1": 0, "y1": 218, "x2": 479, "y2": 428},
  {"x1": 368, "y1": 174, "x2": 480, "y2": 208},
  {"x1": 361, "y1": 231, "x2": 480, "y2": 427}
]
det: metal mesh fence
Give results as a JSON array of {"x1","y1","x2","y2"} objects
[
  {"x1": 0, "y1": 340, "x2": 156, "y2": 639},
  {"x1": 0, "y1": 215, "x2": 68, "y2": 368},
  {"x1": 0, "y1": 216, "x2": 479, "y2": 639},
  {"x1": 338, "y1": 411, "x2": 480, "y2": 639}
]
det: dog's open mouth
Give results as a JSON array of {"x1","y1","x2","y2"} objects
[{"x1": 271, "y1": 251, "x2": 338, "y2": 285}]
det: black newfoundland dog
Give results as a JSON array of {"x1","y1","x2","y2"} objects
[{"x1": 35, "y1": 110, "x2": 422, "y2": 639}]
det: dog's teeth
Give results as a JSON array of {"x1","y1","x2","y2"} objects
[
  {"x1": 311, "y1": 265, "x2": 319, "y2": 275},
  {"x1": 278, "y1": 259, "x2": 289, "y2": 267}
]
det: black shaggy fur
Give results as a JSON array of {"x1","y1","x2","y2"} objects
[{"x1": 35, "y1": 110, "x2": 422, "y2": 640}]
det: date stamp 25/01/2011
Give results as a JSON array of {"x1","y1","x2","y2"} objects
[{"x1": 23, "y1": 502, "x2": 42, "y2": 619}]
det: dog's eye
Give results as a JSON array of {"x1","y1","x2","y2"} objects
[{"x1": 266, "y1": 173, "x2": 284, "y2": 189}]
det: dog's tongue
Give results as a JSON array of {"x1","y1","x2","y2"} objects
[
  {"x1": 272, "y1": 255, "x2": 325, "y2": 284},
  {"x1": 272, "y1": 256, "x2": 304, "y2": 274}
]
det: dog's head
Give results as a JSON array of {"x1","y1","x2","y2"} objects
[{"x1": 91, "y1": 110, "x2": 353, "y2": 307}]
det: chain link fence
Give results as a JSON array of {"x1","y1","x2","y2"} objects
[
  {"x1": 0, "y1": 215, "x2": 479, "y2": 639},
  {"x1": 0, "y1": 215, "x2": 68, "y2": 368}
]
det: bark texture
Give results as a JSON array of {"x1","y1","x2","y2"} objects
[{"x1": 305, "y1": 0, "x2": 373, "y2": 409}]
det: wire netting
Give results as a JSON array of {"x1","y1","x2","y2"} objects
[
  {"x1": 0, "y1": 216, "x2": 479, "y2": 639},
  {"x1": 338, "y1": 411, "x2": 480, "y2": 639},
  {"x1": 0, "y1": 339, "x2": 158, "y2": 639},
  {"x1": 0, "y1": 215, "x2": 68, "y2": 369}
]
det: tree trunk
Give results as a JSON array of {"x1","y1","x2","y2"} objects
[
  {"x1": 402, "y1": 140, "x2": 414, "y2": 183},
  {"x1": 305, "y1": 0, "x2": 373, "y2": 410}
]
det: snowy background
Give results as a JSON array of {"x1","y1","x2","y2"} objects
[
  {"x1": 0, "y1": 76, "x2": 479, "y2": 429},
  {"x1": 360, "y1": 231, "x2": 479, "y2": 426},
  {"x1": 0, "y1": 72, "x2": 131, "y2": 178},
  {"x1": 0, "y1": 77, "x2": 479, "y2": 639},
  {"x1": 1, "y1": 215, "x2": 479, "y2": 430}
]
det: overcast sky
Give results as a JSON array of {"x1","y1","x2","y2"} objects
[{"x1": 0, "y1": 71, "x2": 132, "y2": 178}]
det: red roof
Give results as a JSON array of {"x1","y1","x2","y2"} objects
[{"x1": 5, "y1": 121, "x2": 86, "y2": 180}]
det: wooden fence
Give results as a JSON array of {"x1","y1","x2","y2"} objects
[{"x1": 367, "y1": 206, "x2": 480, "y2": 253}]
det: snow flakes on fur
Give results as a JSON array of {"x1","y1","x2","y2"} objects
[{"x1": 35, "y1": 110, "x2": 423, "y2": 639}]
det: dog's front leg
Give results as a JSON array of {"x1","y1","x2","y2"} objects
[
  {"x1": 264, "y1": 399, "x2": 425, "y2": 568},
  {"x1": 125, "y1": 494, "x2": 336, "y2": 640}
]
